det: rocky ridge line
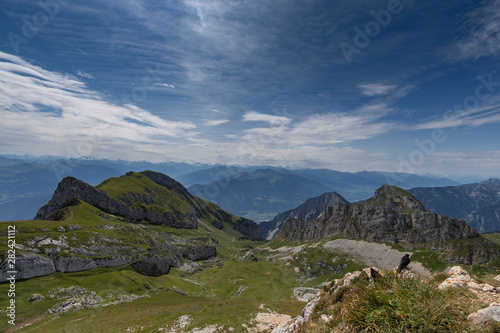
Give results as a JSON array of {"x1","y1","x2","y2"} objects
[
  {"x1": 279, "y1": 185, "x2": 499, "y2": 264},
  {"x1": 260, "y1": 191, "x2": 349, "y2": 240},
  {"x1": 35, "y1": 176, "x2": 198, "y2": 229}
]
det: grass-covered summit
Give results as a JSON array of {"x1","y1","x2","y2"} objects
[
  {"x1": 1, "y1": 171, "x2": 263, "y2": 282},
  {"x1": 35, "y1": 171, "x2": 261, "y2": 239}
]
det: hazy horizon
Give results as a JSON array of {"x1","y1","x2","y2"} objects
[{"x1": 1, "y1": 153, "x2": 497, "y2": 183}]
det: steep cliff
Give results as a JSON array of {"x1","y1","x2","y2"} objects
[
  {"x1": 233, "y1": 217, "x2": 262, "y2": 240},
  {"x1": 1, "y1": 200, "x2": 218, "y2": 282},
  {"x1": 260, "y1": 192, "x2": 349, "y2": 240},
  {"x1": 280, "y1": 185, "x2": 499, "y2": 264}
]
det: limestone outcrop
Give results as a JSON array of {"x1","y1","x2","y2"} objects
[{"x1": 280, "y1": 185, "x2": 499, "y2": 264}]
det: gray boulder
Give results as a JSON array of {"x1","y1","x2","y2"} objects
[
  {"x1": 0, "y1": 252, "x2": 55, "y2": 282},
  {"x1": 468, "y1": 303, "x2": 500, "y2": 326}
]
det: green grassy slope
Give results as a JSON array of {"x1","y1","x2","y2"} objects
[
  {"x1": 96, "y1": 171, "x2": 256, "y2": 236},
  {"x1": 97, "y1": 172, "x2": 194, "y2": 215},
  {"x1": 0, "y1": 171, "x2": 296, "y2": 332},
  {"x1": 0, "y1": 202, "x2": 299, "y2": 332},
  {"x1": 0, "y1": 259, "x2": 304, "y2": 333},
  {"x1": 483, "y1": 232, "x2": 500, "y2": 245}
]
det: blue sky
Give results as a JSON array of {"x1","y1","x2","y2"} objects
[{"x1": 1, "y1": 0, "x2": 500, "y2": 177}]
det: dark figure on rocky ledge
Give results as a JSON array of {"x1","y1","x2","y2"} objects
[{"x1": 397, "y1": 254, "x2": 411, "y2": 273}]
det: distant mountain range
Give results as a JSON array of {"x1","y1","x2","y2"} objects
[
  {"x1": 186, "y1": 167, "x2": 460, "y2": 221},
  {"x1": 409, "y1": 179, "x2": 500, "y2": 233},
  {"x1": 2, "y1": 155, "x2": 495, "y2": 226},
  {"x1": 189, "y1": 169, "x2": 333, "y2": 221}
]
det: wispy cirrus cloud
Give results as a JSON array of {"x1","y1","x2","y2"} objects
[
  {"x1": 448, "y1": 0, "x2": 500, "y2": 61},
  {"x1": 358, "y1": 83, "x2": 398, "y2": 97},
  {"x1": 0, "y1": 52, "x2": 197, "y2": 159},
  {"x1": 242, "y1": 111, "x2": 292, "y2": 126},
  {"x1": 203, "y1": 119, "x2": 229, "y2": 126},
  {"x1": 414, "y1": 97, "x2": 500, "y2": 130},
  {"x1": 241, "y1": 102, "x2": 396, "y2": 147},
  {"x1": 75, "y1": 70, "x2": 94, "y2": 80},
  {"x1": 155, "y1": 83, "x2": 176, "y2": 89}
]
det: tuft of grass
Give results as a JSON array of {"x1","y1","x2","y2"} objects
[
  {"x1": 426, "y1": 272, "x2": 449, "y2": 285},
  {"x1": 302, "y1": 271, "x2": 494, "y2": 333}
]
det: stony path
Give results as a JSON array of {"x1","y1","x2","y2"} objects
[{"x1": 322, "y1": 239, "x2": 432, "y2": 276}]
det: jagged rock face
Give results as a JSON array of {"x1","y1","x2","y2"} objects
[
  {"x1": 280, "y1": 185, "x2": 498, "y2": 265},
  {"x1": 180, "y1": 242, "x2": 217, "y2": 261},
  {"x1": 35, "y1": 176, "x2": 197, "y2": 228},
  {"x1": 35, "y1": 177, "x2": 116, "y2": 221},
  {"x1": 0, "y1": 236, "x2": 217, "y2": 282},
  {"x1": 260, "y1": 192, "x2": 349, "y2": 240},
  {"x1": 234, "y1": 218, "x2": 262, "y2": 240},
  {"x1": 281, "y1": 185, "x2": 477, "y2": 243},
  {"x1": 0, "y1": 252, "x2": 56, "y2": 281}
]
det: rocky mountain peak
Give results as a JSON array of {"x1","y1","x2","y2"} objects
[
  {"x1": 260, "y1": 191, "x2": 349, "y2": 240},
  {"x1": 35, "y1": 176, "x2": 110, "y2": 221},
  {"x1": 278, "y1": 185, "x2": 498, "y2": 265},
  {"x1": 35, "y1": 174, "x2": 198, "y2": 228},
  {"x1": 372, "y1": 185, "x2": 425, "y2": 211},
  {"x1": 34, "y1": 171, "x2": 262, "y2": 239}
]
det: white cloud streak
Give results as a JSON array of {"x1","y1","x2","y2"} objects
[
  {"x1": 242, "y1": 111, "x2": 292, "y2": 125},
  {"x1": 0, "y1": 52, "x2": 196, "y2": 159},
  {"x1": 241, "y1": 103, "x2": 396, "y2": 149},
  {"x1": 155, "y1": 83, "x2": 176, "y2": 89},
  {"x1": 450, "y1": 0, "x2": 500, "y2": 60},
  {"x1": 76, "y1": 71, "x2": 94, "y2": 80},
  {"x1": 358, "y1": 83, "x2": 398, "y2": 97},
  {"x1": 204, "y1": 119, "x2": 229, "y2": 126},
  {"x1": 414, "y1": 100, "x2": 500, "y2": 130}
]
